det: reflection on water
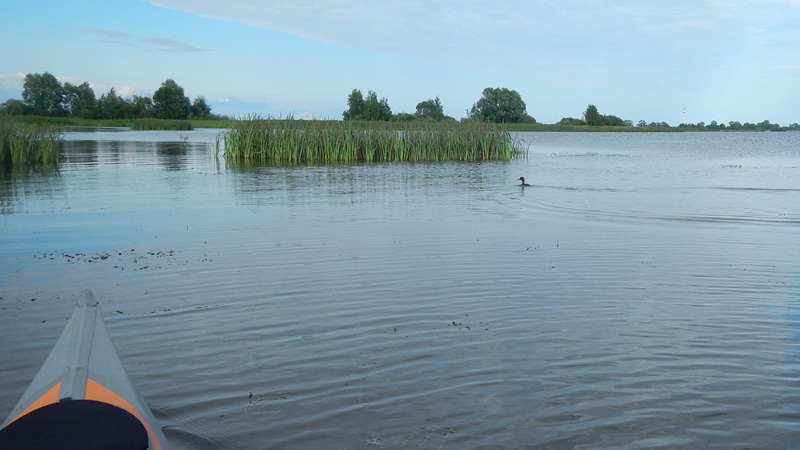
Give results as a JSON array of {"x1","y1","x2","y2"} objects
[
  {"x1": 61, "y1": 140, "x2": 196, "y2": 171},
  {"x1": 1, "y1": 131, "x2": 800, "y2": 449},
  {"x1": 227, "y1": 160, "x2": 512, "y2": 212},
  {"x1": 0, "y1": 168, "x2": 64, "y2": 216}
]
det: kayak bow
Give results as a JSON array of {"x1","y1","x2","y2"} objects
[{"x1": 0, "y1": 289, "x2": 170, "y2": 450}]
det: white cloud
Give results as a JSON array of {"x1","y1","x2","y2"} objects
[
  {"x1": 117, "y1": 86, "x2": 136, "y2": 97},
  {"x1": 86, "y1": 81, "x2": 138, "y2": 98},
  {"x1": 136, "y1": 0, "x2": 799, "y2": 122},
  {"x1": 139, "y1": 1, "x2": 798, "y2": 84},
  {"x1": 0, "y1": 73, "x2": 25, "y2": 90},
  {"x1": 86, "y1": 28, "x2": 208, "y2": 52}
]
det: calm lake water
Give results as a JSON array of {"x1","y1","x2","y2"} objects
[{"x1": 1, "y1": 129, "x2": 799, "y2": 449}]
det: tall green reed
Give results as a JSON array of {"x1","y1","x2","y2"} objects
[
  {"x1": 0, "y1": 118, "x2": 60, "y2": 167},
  {"x1": 221, "y1": 116, "x2": 527, "y2": 164}
]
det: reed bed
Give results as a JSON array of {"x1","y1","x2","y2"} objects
[
  {"x1": 221, "y1": 117, "x2": 526, "y2": 164},
  {"x1": 0, "y1": 118, "x2": 60, "y2": 167},
  {"x1": 131, "y1": 119, "x2": 193, "y2": 131}
]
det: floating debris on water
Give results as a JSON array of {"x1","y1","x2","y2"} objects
[{"x1": 30, "y1": 249, "x2": 193, "y2": 271}]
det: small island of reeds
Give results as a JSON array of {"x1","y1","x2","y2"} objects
[
  {"x1": 221, "y1": 116, "x2": 527, "y2": 164},
  {"x1": 0, "y1": 117, "x2": 60, "y2": 167}
]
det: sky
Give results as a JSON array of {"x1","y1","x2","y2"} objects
[{"x1": 1, "y1": 0, "x2": 798, "y2": 125}]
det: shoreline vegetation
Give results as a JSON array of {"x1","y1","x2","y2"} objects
[
  {"x1": 2, "y1": 72, "x2": 796, "y2": 133},
  {"x1": 0, "y1": 117, "x2": 60, "y2": 168},
  {"x1": 2, "y1": 115, "x2": 796, "y2": 133},
  {"x1": 221, "y1": 116, "x2": 526, "y2": 163},
  {"x1": 0, "y1": 114, "x2": 233, "y2": 130},
  {"x1": 2, "y1": 114, "x2": 796, "y2": 134}
]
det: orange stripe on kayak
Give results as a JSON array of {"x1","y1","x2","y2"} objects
[
  {"x1": 4, "y1": 382, "x2": 61, "y2": 426},
  {"x1": 85, "y1": 378, "x2": 164, "y2": 450}
]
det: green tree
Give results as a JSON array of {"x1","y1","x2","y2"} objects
[
  {"x1": 343, "y1": 89, "x2": 364, "y2": 120},
  {"x1": 0, "y1": 99, "x2": 27, "y2": 115},
  {"x1": 343, "y1": 89, "x2": 391, "y2": 121},
  {"x1": 22, "y1": 72, "x2": 66, "y2": 116},
  {"x1": 415, "y1": 97, "x2": 444, "y2": 120},
  {"x1": 128, "y1": 95, "x2": 154, "y2": 118},
  {"x1": 96, "y1": 88, "x2": 126, "y2": 119},
  {"x1": 342, "y1": 89, "x2": 364, "y2": 120},
  {"x1": 190, "y1": 96, "x2": 211, "y2": 119},
  {"x1": 757, "y1": 120, "x2": 782, "y2": 131},
  {"x1": 469, "y1": 87, "x2": 527, "y2": 123},
  {"x1": 558, "y1": 117, "x2": 585, "y2": 126},
  {"x1": 583, "y1": 104, "x2": 601, "y2": 126},
  {"x1": 153, "y1": 79, "x2": 190, "y2": 119},
  {"x1": 603, "y1": 114, "x2": 626, "y2": 126},
  {"x1": 63, "y1": 82, "x2": 96, "y2": 118},
  {"x1": 581, "y1": 104, "x2": 626, "y2": 126},
  {"x1": 363, "y1": 91, "x2": 392, "y2": 121}
]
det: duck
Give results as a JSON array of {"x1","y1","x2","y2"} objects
[{"x1": 518, "y1": 177, "x2": 531, "y2": 187}]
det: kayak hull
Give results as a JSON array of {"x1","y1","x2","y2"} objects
[{"x1": 0, "y1": 289, "x2": 170, "y2": 450}]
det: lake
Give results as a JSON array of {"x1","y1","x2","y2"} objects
[{"x1": 1, "y1": 129, "x2": 799, "y2": 449}]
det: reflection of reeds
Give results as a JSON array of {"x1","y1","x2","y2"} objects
[
  {"x1": 132, "y1": 119, "x2": 193, "y2": 131},
  {"x1": 0, "y1": 118, "x2": 60, "y2": 167},
  {"x1": 221, "y1": 116, "x2": 527, "y2": 164}
]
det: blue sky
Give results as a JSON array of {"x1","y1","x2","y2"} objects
[{"x1": 1, "y1": 0, "x2": 798, "y2": 124}]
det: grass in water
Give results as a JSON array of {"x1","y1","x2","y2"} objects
[
  {"x1": 220, "y1": 116, "x2": 527, "y2": 164},
  {"x1": 0, "y1": 117, "x2": 60, "y2": 167}
]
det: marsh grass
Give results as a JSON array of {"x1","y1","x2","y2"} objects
[
  {"x1": 132, "y1": 119, "x2": 193, "y2": 131},
  {"x1": 0, "y1": 118, "x2": 60, "y2": 167},
  {"x1": 221, "y1": 116, "x2": 526, "y2": 164}
]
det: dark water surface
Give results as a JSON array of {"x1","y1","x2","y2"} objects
[{"x1": 2, "y1": 130, "x2": 799, "y2": 449}]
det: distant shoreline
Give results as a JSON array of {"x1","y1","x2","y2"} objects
[{"x1": 3, "y1": 115, "x2": 797, "y2": 132}]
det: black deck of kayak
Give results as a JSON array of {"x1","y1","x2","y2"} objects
[
  {"x1": 0, "y1": 399, "x2": 149, "y2": 450},
  {"x1": 0, "y1": 290, "x2": 168, "y2": 449}
]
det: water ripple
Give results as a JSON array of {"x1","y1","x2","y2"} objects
[{"x1": 2, "y1": 132, "x2": 800, "y2": 448}]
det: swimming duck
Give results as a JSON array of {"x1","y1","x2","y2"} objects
[{"x1": 518, "y1": 177, "x2": 531, "y2": 187}]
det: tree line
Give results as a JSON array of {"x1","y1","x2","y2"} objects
[
  {"x1": 0, "y1": 72, "x2": 218, "y2": 120},
  {"x1": 343, "y1": 90, "x2": 799, "y2": 131},
  {"x1": 676, "y1": 119, "x2": 799, "y2": 131},
  {"x1": 4, "y1": 74, "x2": 796, "y2": 129},
  {"x1": 560, "y1": 104, "x2": 799, "y2": 131},
  {"x1": 343, "y1": 87, "x2": 537, "y2": 124},
  {"x1": 559, "y1": 104, "x2": 627, "y2": 127}
]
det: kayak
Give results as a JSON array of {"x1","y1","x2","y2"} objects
[{"x1": 0, "y1": 289, "x2": 170, "y2": 450}]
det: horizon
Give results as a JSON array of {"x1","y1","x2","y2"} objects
[{"x1": 1, "y1": 1, "x2": 798, "y2": 125}]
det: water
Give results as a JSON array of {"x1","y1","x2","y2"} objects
[{"x1": 1, "y1": 130, "x2": 799, "y2": 449}]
